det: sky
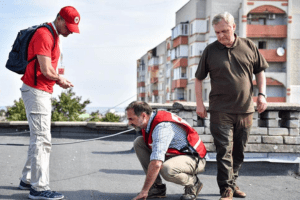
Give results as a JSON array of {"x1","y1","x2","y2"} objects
[{"x1": 0, "y1": 0, "x2": 190, "y2": 108}]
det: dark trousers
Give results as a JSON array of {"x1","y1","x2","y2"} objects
[{"x1": 210, "y1": 111, "x2": 253, "y2": 194}]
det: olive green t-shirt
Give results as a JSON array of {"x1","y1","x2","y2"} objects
[{"x1": 195, "y1": 36, "x2": 269, "y2": 114}]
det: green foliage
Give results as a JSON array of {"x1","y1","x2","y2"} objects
[
  {"x1": 100, "y1": 112, "x2": 120, "y2": 122},
  {"x1": 51, "y1": 88, "x2": 90, "y2": 121},
  {"x1": 6, "y1": 98, "x2": 27, "y2": 121},
  {"x1": 0, "y1": 109, "x2": 6, "y2": 117},
  {"x1": 89, "y1": 110, "x2": 102, "y2": 122}
]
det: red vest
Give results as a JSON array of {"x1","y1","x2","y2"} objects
[{"x1": 142, "y1": 110, "x2": 207, "y2": 158}]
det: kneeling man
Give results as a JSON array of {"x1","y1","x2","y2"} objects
[{"x1": 126, "y1": 101, "x2": 207, "y2": 200}]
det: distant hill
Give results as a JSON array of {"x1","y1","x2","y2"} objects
[{"x1": 85, "y1": 107, "x2": 125, "y2": 114}]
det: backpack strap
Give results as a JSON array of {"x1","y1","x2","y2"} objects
[
  {"x1": 180, "y1": 146, "x2": 201, "y2": 176},
  {"x1": 30, "y1": 23, "x2": 56, "y2": 86}
]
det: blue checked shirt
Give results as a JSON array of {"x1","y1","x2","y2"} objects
[{"x1": 146, "y1": 112, "x2": 194, "y2": 162}]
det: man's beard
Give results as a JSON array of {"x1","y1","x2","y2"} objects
[
  {"x1": 132, "y1": 117, "x2": 144, "y2": 132},
  {"x1": 134, "y1": 126, "x2": 142, "y2": 132}
]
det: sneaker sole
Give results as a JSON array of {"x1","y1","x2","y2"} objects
[
  {"x1": 196, "y1": 183, "x2": 204, "y2": 196},
  {"x1": 19, "y1": 185, "x2": 31, "y2": 190},
  {"x1": 28, "y1": 194, "x2": 64, "y2": 200},
  {"x1": 147, "y1": 195, "x2": 166, "y2": 199},
  {"x1": 190, "y1": 182, "x2": 203, "y2": 200}
]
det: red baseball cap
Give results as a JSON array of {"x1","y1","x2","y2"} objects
[{"x1": 59, "y1": 6, "x2": 80, "y2": 33}]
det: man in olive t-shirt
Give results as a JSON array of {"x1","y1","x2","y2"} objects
[{"x1": 195, "y1": 12, "x2": 268, "y2": 200}]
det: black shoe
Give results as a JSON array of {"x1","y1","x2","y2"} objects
[
  {"x1": 19, "y1": 180, "x2": 31, "y2": 190},
  {"x1": 180, "y1": 176, "x2": 203, "y2": 200},
  {"x1": 147, "y1": 183, "x2": 167, "y2": 199},
  {"x1": 28, "y1": 188, "x2": 64, "y2": 200}
]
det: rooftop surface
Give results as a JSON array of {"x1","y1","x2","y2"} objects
[{"x1": 0, "y1": 133, "x2": 299, "y2": 200}]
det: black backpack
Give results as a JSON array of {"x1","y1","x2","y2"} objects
[{"x1": 5, "y1": 23, "x2": 55, "y2": 85}]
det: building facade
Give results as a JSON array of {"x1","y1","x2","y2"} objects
[{"x1": 137, "y1": 0, "x2": 300, "y2": 104}]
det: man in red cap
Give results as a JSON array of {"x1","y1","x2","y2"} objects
[{"x1": 18, "y1": 6, "x2": 80, "y2": 200}]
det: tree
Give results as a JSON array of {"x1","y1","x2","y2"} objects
[
  {"x1": 89, "y1": 110, "x2": 102, "y2": 122},
  {"x1": 100, "y1": 112, "x2": 120, "y2": 122},
  {"x1": 51, "y1": 88, "x2": 90, "y2": 121},
  {"x1": 6, "y1": 98, "x2": 27, "y2": 121},
  {"x1": 0, "y1": 109, "x2": 6, "y2": 117}
]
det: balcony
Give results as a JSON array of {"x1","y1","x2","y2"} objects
[
  {"x1": 247, "y1": 25, "x2": 287, "y2": 38},
  {"x1": 173, "y1": 36, "x2": 188, "y2": 48},
  {"x1": 253, "y1": 96, "x2": 286, "y2": 103},
  {"x1": 259, "y1": 49, "x2": 286, "y2": 62},
  {"x1": 172, "y1": 58, "x2": 188, "y2": 69},
  {"x1": 253, "y1": 77, "x2": 284, "y2": 86},
  {"x1": 172, "y1": 79, "x2": 187, "y2": 90},
  {"x1": 149, "y1": 66, "x2": 159, "y2": 71},
  {"x1": 148, "y1": 57, "x2": 159, "y2": 66},
  {"x1": 151, "y1": 77, "x2": 158, "y2": 84},
  {"x1": 137, "y1": 82, "x2": 145, "y2": 87},
  {"x1": 138, "y1": 93, "x2": 145, "y2": 98},
  {"x1": 152, "y1": 90, "x2": 158, "y2": 96}
]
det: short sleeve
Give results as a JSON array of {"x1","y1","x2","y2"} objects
[
  {"x1": 250, "y1": 40, "x2": 269, "y2": 74},
  {"x1": 30, "y1": 28, "x2": 54, "y2": 58},
  {"x1": 195, "y1": 47, "x2": 209, "y2": 80}
]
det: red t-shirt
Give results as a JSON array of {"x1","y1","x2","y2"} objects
[{"x1": 21, "y1": 23, "x2": 60, "y2": 94}]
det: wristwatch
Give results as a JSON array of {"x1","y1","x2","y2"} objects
[{"x1": 258, "y1": 93, "x2": 267, "y2": 98}]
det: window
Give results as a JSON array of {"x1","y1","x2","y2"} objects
[
  {"x1": 207, "y1": 19, "x2": 209, "y2": 32},
  {"x1": 171, "y1": 49, "x2": 176, "y2": 60},
  {"x1": 139, "y1": 75, "x2": 145, "y2": 82},
  {"x1": 166, "y1": 78, "x2": 170, "y2": 87},
  {"x1": 172, "y1": 23, "x2": 189, "y2": 39},
  {"x1": 174, "y1": 88, "x2": 185, "y2": 100},
  {"x1": 258, "y1": 41, "x2": 267, "y2": 49},
  {"x1": 176, "y1": 46, "x2": 180, "y2": 58},
  {"x1": 181, "y1": 67, "x2": 186, "y2": 78},
  {"x1": 182, "y1": 24, "x2": 188, "y2": 35},
  {"x1": 149, "y1": 57, "x2": 158, "y2": 66},
  {"x1": 189, "y1": 65, "x2": 197, "y2": 80},
  {"x1": 172, "y1": 45, "x2": 188, "y2": 60},
  {"x1": 190, "y1": 45, "x2": 193, "y2": 57},
  {"x1": 166, "y1": 64, "x2": 171, "y2": 77},
  {"x1": 189, "y1": 89, "x2": 191, "y2": 101},
  {"x1": 159, "y1": 69, "x2": 163, "y2": 77},
  {"x1": 204, "y1": 89, "x2": 207, "y2": 101},
  {"x1": 167, "y1": 50, "x2": 171, "y2": 57},
  {"x1": 173, "y1": 67, "x2": 187, "y2": 80},
  {"x1": 166, "y1": 92, "x2": 170, "y2": 101},
  {"x1": 158, "y1": 83, "x2": 163, "y2": 90},
  {"x1": 139, "y1": 87, "x2": 145, "y2": 93},
  {"x1": 190, "y1": 23, "x2": 193, "y2": 35},
  {"x1": 159, "y1": 56, "x2": 164, "y2": 65}
]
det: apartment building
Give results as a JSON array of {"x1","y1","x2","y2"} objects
[{"x1": 136, "y1": 0, "x2": 300, "y2": 104}]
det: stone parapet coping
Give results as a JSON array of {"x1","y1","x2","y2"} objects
[
  {"x1": 0, "y1": 121, "x2": 129, "y2": 128},
  {"x1": 169, "y1": 102, "x2": 300, "y2": 111}
]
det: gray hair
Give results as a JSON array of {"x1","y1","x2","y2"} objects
[
  {"x1": 125, "y1": 101, "x2": 152, "y2": 117},
  {"x1": 212, "y1": 12, "x2": 235, "y2": 26}
]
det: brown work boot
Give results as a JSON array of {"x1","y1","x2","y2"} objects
[
  {"x1": 219, "y1": 187, "x2": 233, "y2": 200},
  {"x1": 147, "y1": 183, "x2": 166, "y2": 199},
  {"x1": 233, "y1": 186, "x2": 246, "y2": 198},
  {"x1": 180, "y1": 176, "x2": 203, "y2": 200}
]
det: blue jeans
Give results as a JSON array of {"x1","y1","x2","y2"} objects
[
  {"x1": 210, "y1": 111, "x2": 253, "y2": 194},
  {"x1": 20, "y1": 83, "x2": 52, "y2": 191}
]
